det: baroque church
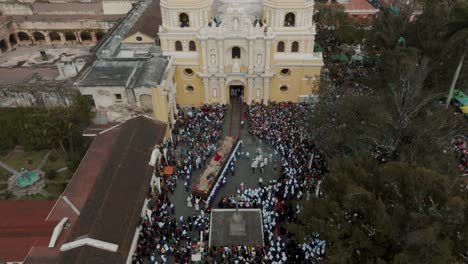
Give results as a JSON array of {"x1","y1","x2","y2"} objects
[
  {"x1": 74, "y1": 0, "x2": 323, "y2": 126},
  {"x1": 158, "y1": 0, "x2": 323, "y2": 106}
]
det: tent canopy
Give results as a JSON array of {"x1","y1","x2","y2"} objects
[
  {"x1": 454, "y1": 89, "x2": 468, "y2": 105},
  {"x1": 460, "y1": 105, "x2": 468, "y2": 115},
  {"x1": 331, "y1": 53, "x2": 348, "y2": 62},
  {"x1": 351, "y1": 55, "x2": 364, "y2": 61}
]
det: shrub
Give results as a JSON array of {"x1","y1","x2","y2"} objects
[{"x1": 46, "y1": 169, "x2": 58, "y2": 180}]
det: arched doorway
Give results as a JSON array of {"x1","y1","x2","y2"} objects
[
  {"x1": 0, "y1": 39, "x2": 8, "y2": 52},
  {"x1": 17, "y1": 32, "x2": 30, "y2": 42},
  {"x1": 49, "y1": 32, "x2": 61, "y2": 42},
  {"x1": 64, "y1": 31, "x2": 77, "y2": 42},
  {"x1": 95, "y1": 31, "x2": 105, "y2": 41},
  {"x1": 227, "y1": 80, "x2": 246, "y2": 104},
  {"x1": 80, "y1": 31, "x2": 92, "y2": 42},
  {"x1": 32, "y1": 32, "x2": 45, "y2": 42},
  {"x1": 9, "y1": 34, "x2": 17, "y2": 46}
]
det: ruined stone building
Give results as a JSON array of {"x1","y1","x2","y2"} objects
[
  {"x1": 1, "y1": 0, "x2": 324, "y2": 129},
  {"x1": 0, "y1": 0, "x2": 137, "y2": 54},
  {"x1": 75, "y1": 0, "x2": 176, "y2": 125}
]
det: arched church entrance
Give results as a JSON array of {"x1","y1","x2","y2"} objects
[{"x1": 227, "y1": 80, "x2": 246, "y2": 104}]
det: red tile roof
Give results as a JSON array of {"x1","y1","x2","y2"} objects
[
  {"x1": 0, "y1": 201, "x2": 57, "y2": 262},
  {"x1": 342, "y1": 0, "x2": 379, "y2": 13},
  {"x1": 24, "y1": 116, "x2": 167, "y2": 264},
  {"x1": 47, "y1": 127, "x2": 119, "y2": 221},
  {"x1": 125, "y1": 0, "x2": 161, "y2": 39}
]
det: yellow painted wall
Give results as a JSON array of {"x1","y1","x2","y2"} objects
[
  {"x1": 122, "y1": 32, "x2": 155, "y2": 44},
  {"x1": 152, "y1": 86, "x2": 169, "y2": 123},
  {"x1": 269, "y1": 66, "x2": 321, "y2": 102},
  {"x1": 174, "y1": 65, "x2": 204, "y2": 107}
]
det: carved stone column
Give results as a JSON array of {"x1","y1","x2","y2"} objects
[
  {"x1": 201, "y1": 41, "x2": 208, "y2": 73},
  {"x1": 91, "y1": 32, "x2": 97, "y2": 43},
  {"x1": 203, "y1": 78, "x2": 210, "y2": 104},
  {"x1": 44, "y1": 32, "x2": 51, "y2": 44},
  {"x1": 59, "y1": 32, "x2": 66, "y2": 44},
  {"x1": 75, "y1": 32, "x2": 82, "y2": 43},
  {"x1": 219, "y1": 78, "x2": 226, "y2": 104},
  {"x1": 217, "y1": 40, "x2": 223, "y2": 73},
  {"x1": 248, "y1": 40, "x2": 254, "y2": 74},
  {"x1": 248, "y1": 78, "x2": 254, "y2": 104},
  {"x1": 263, "y1": 78, "x2": 270, "y2": 104},
  {"x1": 265, "y1": 40, "x2": 272, "y2": 72}
]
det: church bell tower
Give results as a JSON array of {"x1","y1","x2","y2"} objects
[{"x1": 160, "y1": 0, "x2": 213, "y2": 31}]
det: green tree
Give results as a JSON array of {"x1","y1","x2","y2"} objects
[
  {"x1": 288, "y1": 158, "x2": 467, "y2": 263},
  {"x1": 444, "y1": 1, "x2": 468, "y2": 108}
]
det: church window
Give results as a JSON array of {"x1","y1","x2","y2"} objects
[
  {"x1": 114, "y1": 94, "x2": 123, "y2": 102},
  {"x1": 232, "y1": 46, "x2": 241, "y2": 59},
  {"x1": 284, "y1": 13, "x2": 295, "y2": 27},
  {"x1": 185, "y1": 85, "x2": 194, "y2": 93},
  {"x1": 179, "y1": 13, "x2": 190, "y2": 28},
  {"x1": 175, "y1": 41, "x2": 183, "y2": 51},
  {"x1": 136, "y1": 36, "x2": 143, "y2": 41},
  {"x1": 277, "y1": 41, "x2": 285, "y2": 52},
  {"x1": 184, "y1": 68, "x2": 194, "y2": 77},
  {"x1": 280, "y1": 69, "x2": 291, "y2": 77},
  {"x1": 189, "y1": 41, "x2": 196, "y2": 51},
  {"x1": 280, "y1": 85, "x2": 289, "y2": 92},
  {"x1": 291, "y1": 41, "x2": 299, "y2": 53}
]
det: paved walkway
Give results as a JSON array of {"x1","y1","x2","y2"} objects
[
  {"x1": 168, "y1": 96, "x2": 280, "y2": 218},
  {"x1": 57, "y1": 167, "x2": 68, "y2": 173},
  {"x1": 37, "y1": 151, "x2": 51, "y2": 170},
  {"x1": 39, "y1": 189, "x2": 51, "y2": 197},
  {"x1": 0, "y1": 160, "x2": 19, "y2": 175}
]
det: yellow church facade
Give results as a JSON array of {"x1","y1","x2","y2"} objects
[{"x1": 158, "y1": 0, "x2": 323, "y2": 107}]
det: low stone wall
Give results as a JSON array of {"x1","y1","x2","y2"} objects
[{"x1": 0, "y1": 80, "x2": 77, "y2": 107}]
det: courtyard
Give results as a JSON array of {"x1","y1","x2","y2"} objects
[{"x1": 0, "y1": 149, "x2": 72, "y2": 200}]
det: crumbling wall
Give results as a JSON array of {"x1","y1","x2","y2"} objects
[
  {"x1": 0, "y1": 3, "x2": 33, "y2": 15},
  {"x1": 56, "y1": 59, "x2": 87, "y2": 79},
  {"x1": 0, "y1": 81, "x2": 77, "y2": 107}
]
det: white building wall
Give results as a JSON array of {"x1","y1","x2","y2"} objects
[
  {"x1": 102, "y1": 0, "x2": 134, "y2": 15},
  {"x1": 79, "y1": 86, "x2": 128, "y2": 109},
  {"x1": 0, "y1": 3, "x2": 33, "y2": 15}
]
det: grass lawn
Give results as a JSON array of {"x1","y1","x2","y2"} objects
[
  {"x1": 0, "y1": 150, "x2": 49, "y2": 171},
  {"x1": 45, "y1": 182, "x2": 67, "y2": 199},
  {"x1": 43, "y1": 150, "x2": 68, "y2": 172},
  {"x1": 0, "y1": 167, "x2": 11, "y2": 182},
  {"x1": 0, "y1": 149, "x2": 72, "y2": 201}
]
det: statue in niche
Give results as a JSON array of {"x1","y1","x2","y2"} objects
[
  {"x1": 232, "y1": 58, "x2": 240, "y2": 73},
  {"x1": 232, "y1": 18, "x2": 239, "y2": 31},
  {"x1": 210, "y1": 53, "x2": 216, "y2": 64},
  {"x1": 212, "y1": 88, "x2": 218, "y2": 98},
  {"x1": 257, "y1": 53, "x2": 262, "y2": 64}
]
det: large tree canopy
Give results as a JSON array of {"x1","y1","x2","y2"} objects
[
  {"x1": 291, "y1": 0, "x2": 468, "y2": 263},
  {"x1": 289, "y1": 158, "x2": 467, "y2": 263}
]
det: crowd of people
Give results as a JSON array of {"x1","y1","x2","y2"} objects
[
  {"x1": 170, "y1": 104, "x2": 226, "y2": 193},
  {"x1": 133, "y1": 104, "x2": 226, "y2": 263},
  {"x1": 214, "y1": 102, "x2": 328, "y2": 263},
  {"x1": 453, "y1": 135, "x2": 468, "y2": 173},
  {"x1": 133, "y1": 102, "x2": 329, "y2": 263},
  {"x1": 132, "y1": 186, "x2": 211, "y2": 263},
  {"x1": 319, "y1": 30, "x2": 376, "y2": 97}
]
